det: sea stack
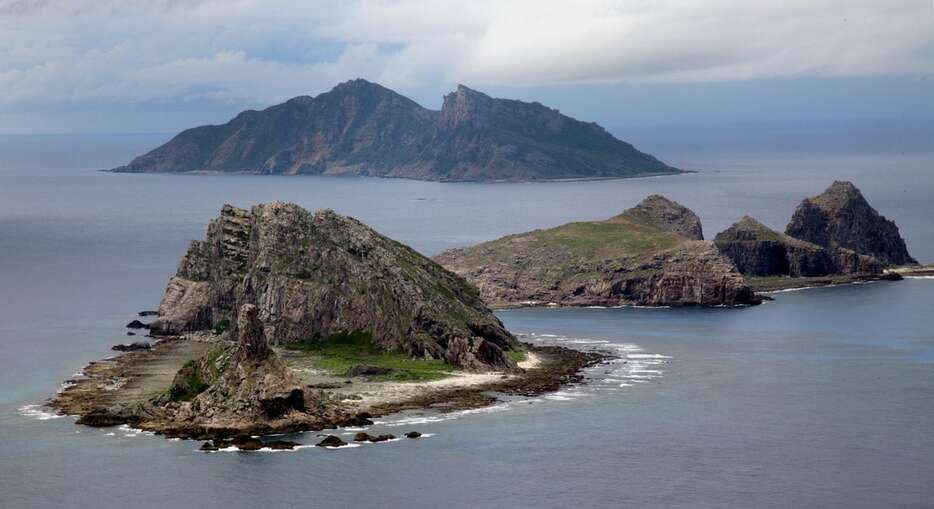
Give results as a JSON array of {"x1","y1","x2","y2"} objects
[
  {"x1": 150, "y1": 202, "x2": 519, "y2": 371},
  {"x1": 158, "y1": 304, "x2": 313, "y2": 432},
  {"x1": 435, "y1": 195, "x2": 759, "y2": 308},
  {"x1": 785, "y1": 181, "x2": 916, "y2": 267},
  {"x1": 713, "y1": 216, "x2": 835, "y2": 277}
]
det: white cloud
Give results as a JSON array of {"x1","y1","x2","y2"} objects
[{"x1": 0, "y1": 0, "x2": 931, "y2": 110}]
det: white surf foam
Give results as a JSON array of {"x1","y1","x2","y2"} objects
[{"x1": 18, "y1": 404, "x2": 65, "y2": 421}]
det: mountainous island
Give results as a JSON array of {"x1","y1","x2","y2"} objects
[
  {"x1": 435, "y1": 195, "x2": 761, "y2": 307},
  {"x1": 436, "y1": 182, "x2": 915, "y2": 307},
  {"x1": 50, "y1": 203, "x2": 601, "y2": 445},
  {"x1": 109, "y1": 79, "x2": 683, "y2": 182}
]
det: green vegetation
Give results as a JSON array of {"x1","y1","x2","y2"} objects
[
  {"x1": 212, "y1": 319, "x2": 231, "y2": 335},
  {"x1": 532, "y1": 219, "x2": 682, "y2": 258},
  {"x1": 168, "y1": 360, "x2": 210, "y2": 402},
  {"x1": 285, "y1": 332, "x2": 457, "y2": 382},
  {"x1": 508, "y1": 350, "x2": 528, "y2": 364}
]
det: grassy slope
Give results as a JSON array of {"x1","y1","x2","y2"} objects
[{"x1": 284, "y1": 332, "x2": 459, "y2": 382}]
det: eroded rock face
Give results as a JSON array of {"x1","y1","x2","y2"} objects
[
  {"x1": 158, "y1": 304, "x2": 311, "y2": 429},
  {"x1": 617, "y1": 195, "x2": 704, "y2": 240},
  {"x1": 435, "y1": 197, "x2": 759, "y2": 307},
  {"x1": 150, "y1": 202, "x2": 518, "y2": 371},
  {"x1": 714, "y1": 216, "x2": 834, "y2": 277},
  {"x1": 786, "y1": 181, "x2": 916, "y2": 267}
]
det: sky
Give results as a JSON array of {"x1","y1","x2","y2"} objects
[{"x1": 1, "y1": 0, "x2": 933, "y2": 149}]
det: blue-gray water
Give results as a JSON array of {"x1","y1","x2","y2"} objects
[{"x1": 1, "y1": 134, "x2": 933, "y2": 508}]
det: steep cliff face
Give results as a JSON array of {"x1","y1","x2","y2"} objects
[
  {"x1": 714, "y1": 216, "x2": 835, "y2": 277},
  {"x1": 435, "y1": 196, "x2": 759, "y2": 307},
  {"x1": 785, "y1": 181, "x2": 916, "y2": 267},
  {"x1": 150, "y1": 202, "x2": 519, "y2": 371},
  {"x1": 111, "y1": 80, "x2": 682, "y2": 182}
]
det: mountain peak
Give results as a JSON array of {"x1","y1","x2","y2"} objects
[{"x1": 111, "y1": 80, "x2": 682, "y2": 181}]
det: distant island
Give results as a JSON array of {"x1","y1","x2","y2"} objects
[
  {"x1": 436, "y1": 181, "x2": 917, "y2": 307},
  {"x1": 109, "y1": 79, "x2": 683, "y2": 182}
]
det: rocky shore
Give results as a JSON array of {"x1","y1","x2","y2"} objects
[
  {"x1": 48, "y1": 203, "x2": 607, "y2": 442},
  {"x1": 50, "y1": 324, "x2": 605, "y2": 441}
]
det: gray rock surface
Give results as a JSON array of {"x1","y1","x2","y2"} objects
[
  {"x1": 435, "y1": 196, "x2": 759, "y2": 307},
  {"x1": 714, "y1": 216, "x2": 834, "y2": 277},
  {"x1": 786, "y1": 181, "x2": 915, "y2": 267},
  {"x1": 150, "y1": 202, "x2": 519, "y2": 371}
]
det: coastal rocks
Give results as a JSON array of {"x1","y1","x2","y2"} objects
[
  {"x1": 149, "y1": 202, "x2": 520, "y2": 371},
  {"x1": 110, "y1": 79, "x2": 682, "y2": 182},
  {"x1": 714, "y1": 216, "x2": 834, "y2": 277},
  {"x1": 353, "y1": 432, "x2": 396, "y2": 442},
  {"x1": 126, "y1": 320, "x2": 149, "y2": 329},
  {"x1": 786, "y1": 181, "x2": 916, "y2": 267},
  {"x1": 435, "y1": 196, "x2": 759, "y2": 308},
  {"x1": 316, "y1": 435, "x2": 347, "y2": 448},
  {"x1": 404, "y1": 431, "x2": 422, "y2": 439},
  {"x1": 112, "y1": 341, "x2": 151, "y2": 352}
]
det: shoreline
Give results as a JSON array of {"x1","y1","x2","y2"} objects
[
  {"x1": 47, "y1": 338, "x2": 607, "y2": 442},
  {"x1": 746, "y1": 272, "x2": 903, "y2": 293}
]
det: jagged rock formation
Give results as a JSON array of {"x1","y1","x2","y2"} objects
[
  {"x1": 786, "y1": 181, "x2": 916, "y2": 267},
  {"x1": 617, "y1": 194, "x2": 704, "y2": 240},
  {"x1": 150, "y1": 202, "x2": 519, "y2": 371},
  {"x1": 714, "y1": 216, "x2": 835, "y2": 277},
  {"x1": 435, "y1": 196, "x2": 759, "y2": 307},
  {"x1": 110, "y1": 79, "x2": 682, "y2": 182},
  {"x1": 158, "y1": 304, "x2": 314, "y2": 431}
]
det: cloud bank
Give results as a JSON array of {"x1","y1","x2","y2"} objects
[{"x1": 0, "y1": 0, "x2": 932, "y2": 110}]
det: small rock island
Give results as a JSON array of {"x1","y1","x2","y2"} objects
[
  {"x1": 435, "y1": 195, "x2": 760, "y2": 307},
  {"x1": 51, "y1": 203, "x2": 601, "y2": 441},
  {"x1": 436, "y1": 182, "x2": 916, "y2": 307}
]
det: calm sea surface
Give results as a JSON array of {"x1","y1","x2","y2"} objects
[{"x1": 1, "y1": 134, "x2": 932, "y2": 508}]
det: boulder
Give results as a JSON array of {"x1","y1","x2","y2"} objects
[
  {"x1": 348, "y1": 365, "x2": 395, "y2": 377},
  {"x1": 316, "y1": 435, "x2": 347, "y2": 448},
  {"x1": 404, "y1": 431, "x2": 422, "y2": 439},
  {"x1": 126, "y1": 320, "x2": 149, "y2": 329},
  {"x1": 265, "y1": 440, "x2": 299, "y2": 450},
  {"x1": 111, "y1": 341, "x2": 151, "y2": 352}
]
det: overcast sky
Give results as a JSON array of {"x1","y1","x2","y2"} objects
[{"x1": 1, "y1": 0, "x2": 932, "y2": 136}]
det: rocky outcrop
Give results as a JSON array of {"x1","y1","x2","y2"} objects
[
  {"x1": 110, "y1": 79, "x2": 682, "y2": 182},
  {"x1": 150, "y1": 202, "x2": 519, "y2": 371},
  {"x1": 714, "y1": 216, "x2": 834, "y2": 277},
  {"x1": 156, "y1": 304, "x2": 313, "y2": 431},
  {"x1": 617, "y1": 195, "x2": 704, "y2": 240},
  {"x1": 435, "y1": 196, "x2": 759, "y2": 307},
  {"x1": 786, "y1": 181, "x2": 916, "y2": 267}
]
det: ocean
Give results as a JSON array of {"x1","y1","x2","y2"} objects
[{"x1": 1, "y1": 134, "x2": 932, "y2": 508}]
